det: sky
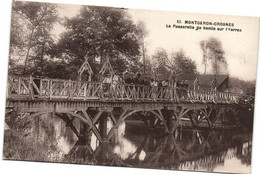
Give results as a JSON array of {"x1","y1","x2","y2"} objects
[{"x1": 54, "y1": 3, "x2": 259, "y2": 81}]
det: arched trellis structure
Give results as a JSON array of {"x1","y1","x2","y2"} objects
[
  {"x1": 99, "y1": 58, "x2": 115, "y2": 82},
  {"x1": 78, "y1": 58, "x2": 93, "y2": 82}
]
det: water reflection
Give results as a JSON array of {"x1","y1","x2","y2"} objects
[{"x1": 33, "y1": 114, "x2": 252, "y2": 174}]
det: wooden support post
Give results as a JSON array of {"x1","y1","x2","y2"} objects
[
  {"x1": 34, "y1": 116, "x2": 40, "y2": 142},
  {"x1": 149, "y1": 114, "x2": 156, "y2": 131},
  {"x1": 140, "y1": 112, "x2": 149, "y2": 132},
  {"x1": 142, "y1": 112, "x2": 156, "y2": 132},
  {"x1": 162, "y1": 109, "x2": 174, "y2": 133},
  {"x1": 200, "y1": 108, "x2": 213, "y2": 128},
  {"x1": 29, "y1": 76, "x2": 34, "y2": 100},
  {"x1": 166, "y1": 111, "x2": 173, "y2": 132},
  {"x1": 79, "y1": 120, "x2": 90, "y2": 142},
  {"x1": 187, "y1": 110, "x2": 197, "y2": 129},
  {"x1": 81, "y1": 110, "x2": 103, "y2": 143},
  {"x1": 99, "y1": 113, "x2": 108, "y2": 139}
]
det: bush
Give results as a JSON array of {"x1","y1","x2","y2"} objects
[{"x1": 3, "y1": 130, "x2": 50, "y2": 162}]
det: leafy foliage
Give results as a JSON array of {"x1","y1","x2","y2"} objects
[
  {"x1": 9, "y1": 2, "x2": 202, "y2": 81},
  {"x1": 10, "y1": 1, "x2": 59, "y2": 75},
  {"x1": 136, "y1": 21, "x2": 148, "y2": 73},
  {"x1": 200, "y1": 37, "x2": 228, "y2": 74},
  {"x1": 228, "y1": 77, "x2": 256, "y2": 95},
  {"x1": 49, "y1": 6, "x2": 141, "y2": 78},
  {"x1": 171, "y1": 49, "x2": 198, "y2": 74},
  {"x1": 151, "y1": 48, "x2": 197, "y2": 77}
]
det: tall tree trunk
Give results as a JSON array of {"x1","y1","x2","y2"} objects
[
  {"x1": 142, "y1": 36, "x2": 146, "y2": 74},
  {"x1": 215, "y1": 55, "x2": 219, "y2": 75},
  {"x1": 23, "y1": 6, "x2": 49, "y2": 75},
  {"x1": 204, "y1": 58, "x2": 207, "y2": 74},
  {"x1": 40, "y1": 40, "x2": 45, "y2": 67},
  {"x1": 23, "y1": 28, "x2": 35, "y2": 75}
]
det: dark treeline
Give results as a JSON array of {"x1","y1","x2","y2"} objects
[
  {"x1": 8, "y1": 1, "x2": 198, "y2": 81},
  {"x1": 9, "y1": 2, "x2": 141, "y2": 79},
  {"x1": 8, "y1": 1, "x2": 255, "y2": 97}
]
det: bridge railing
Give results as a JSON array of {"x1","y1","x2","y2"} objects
[
  {"x1": 109, "y1": 84, "x2": 175, "y2": 101},
  {"x1": 7, "y1": 76, "x2": 240, "y2": 103},
  {"x1": 8, "y1": 76, "x2": 31, "y2": 97}
]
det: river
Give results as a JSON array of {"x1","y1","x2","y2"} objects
[{"x1": 28, "y1": 112, "x2": 252, "y2": 174}]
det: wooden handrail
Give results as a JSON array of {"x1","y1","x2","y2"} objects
[{"x1": 7, "y1": 76, "x2": 242, "y2": 104}]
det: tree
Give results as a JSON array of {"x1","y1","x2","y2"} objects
[
  {"x1": 151, "y1": 48, "x2": 198, "y2": 78},
  {"x1": 137, "y1": 21, "x2": 148, "y2": 74},
  {"x1": 10, "y1": 1, "x2": 59, "y2": 75},
  {"x1": 228, "y1": 77, "x2": 256, "y2": 96},
  {"x1": 50, "y1": 6, "x2": 141, "y2": 78},
  {"x1": 200, "y1": 40, "x2": 209, "y2": 74},
  {"x1": 171, "y1": 49, "x2": 198, "y2": 74},
  {"x1": 43, "y1": 60, "x2": 77, "y2": 79},
  {"x1": 9, "y1": 7, "x2": 25, "y2": 54},
  {"x1": 200, "y1": 37, "x2": 227, "y2": 74}
]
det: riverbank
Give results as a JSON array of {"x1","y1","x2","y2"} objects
[{"x1": 3, "y1": 129, "x2": 57, "y2": 162}]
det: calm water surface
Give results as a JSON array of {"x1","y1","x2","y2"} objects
[{"x1": 32, "y1": 114, "x2": 252, "y2": 174}]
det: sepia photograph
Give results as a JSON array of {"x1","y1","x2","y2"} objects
[{"x1": 1, "y1": 0, "x2": 259, "y2": 174}]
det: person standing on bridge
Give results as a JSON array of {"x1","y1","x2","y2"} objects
[
  {"x1": 161, "y1": 79, "x2": 169, "y2": 99},
  {"x1": 31, "y1": 66, "x2": 43, "y2": 97},
  {"x1": 124, "y1": 72, "x2": 133, "y2": 84},
  {"x1": 102, "y1": 74, "x2": 112, "y2": 98},
  {"x1": 151, "y1": 78, "x2": 158, "y2": 100}
]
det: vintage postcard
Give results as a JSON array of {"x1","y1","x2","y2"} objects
[{"x1": 3, "y1": 1, "x2": 259, "y2": 174}]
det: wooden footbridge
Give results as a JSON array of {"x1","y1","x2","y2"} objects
[{"x1": 6, "y1": 76, "x2": 245, "y2": 143}]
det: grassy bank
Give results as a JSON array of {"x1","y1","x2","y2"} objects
[{"x1": 3, "y1": 129, "x2": 57, "y2": 162}]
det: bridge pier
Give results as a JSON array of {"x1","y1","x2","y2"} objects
[
  {"x1": 141, "y1": 112, "x2": 155, "y2": 132},
  {"x1": 149, "y1": 114, "x2": 156, "y2": 131},
  {"x1": 163, "y1": 109, "x2": 174, "y2": 133},
  {"x1": 187, "y1": 110, "x2": 198, "y2": 129},
  {"x1": 79, "y1": 120, "x2": 90, "y2": 142},
  {"x1": 99, "y1": 113, "x2": 108, "y2": 139}
]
